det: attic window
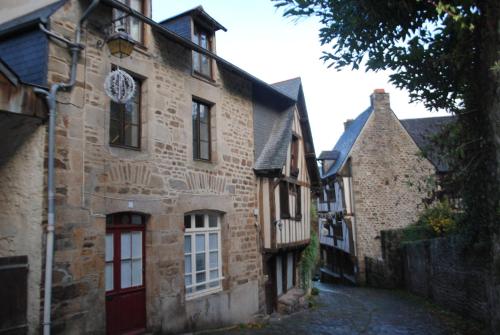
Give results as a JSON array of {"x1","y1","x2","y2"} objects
[
  {"x1": 113, "y1": 0, "x2": 144, "y2": 43},
  {"x1": 192, "y1": 25, "x2": 213, "y2": 78},
  {"x1": 290, "y1": 135, "x2": 299, "y2": 177}
]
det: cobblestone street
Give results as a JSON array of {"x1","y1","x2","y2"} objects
[{"x1": 202, "y1": 282, "x2": 487, "y2": 335}]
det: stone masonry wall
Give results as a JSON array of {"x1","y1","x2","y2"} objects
[
  {"x1": 349, "y1": 92, "x2": 435, "y2": 281},
  {"x1": 44, "y1": 1, "x2": 262, "y2": 333},
  {"x1": 0, "y1": 125, "x2": 45, "y2": 334}
]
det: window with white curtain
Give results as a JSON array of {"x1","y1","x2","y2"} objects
[{"x1": 184, "y1": 212, "x2": 222, "y2": 298}]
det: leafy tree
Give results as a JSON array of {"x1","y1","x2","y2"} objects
[{"x1": 272, "y1": 0, "x2": 499, "y2": 250}]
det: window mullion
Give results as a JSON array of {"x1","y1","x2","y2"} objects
[{"x1": 205, "y1": 230, "x2": 209, "y2": 284}]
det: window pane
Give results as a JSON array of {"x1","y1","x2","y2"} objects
[
  {"x1": 121, "y1": 260, "x2": 132, "y2": 288},
  {"x1": 110, "y1": 119, "x2": 121, "y2": 144},
  {"x1": 184, "y1": 215, "x2": 192, "y2": 229},
  {"x1": 209, "y1": 215, "x2": 218, "y2": 228},
  {"x1": 121, "y1": 214, "x2": 130, "y2": 225},
  {"x1": 184, "y1": 255, "x2": 192, "y2": 274},
  {"x1": 209, "y1": 233, "x2": 218, "y2": 251},
  {"x1": 193, "y1": 52, "x2": 201, "y2": 72},
  {"x1": 132, "y1": 259, "x2": 142, "y2": 286},
  {"x1": 201, "y1": 55, "x2": 210, "y2": 76},
  {"x1": 200, "y1": 141, "x2": 209, "y2": 160},
  {"x1": 130, "y1": 18, "x2": 141, "y2": 41},
  {"x1": 196, "y1": 272, "x2": 206, "y2": 291},
  {"x1": 105, "y1": 234, "x2": 113, "y2": 262},
  {"x1": 105, "y1": 263, "x2": 113, "y2": 291},
  {"x1": 131, "y1": 232, "x2": 142, "y2": 259},
  {"x1": 124, "y1": 102, "x2": 139, "y2": 124},
  {"x1": 131, "y1": 214, "x2": 142, "y2": 225},
  {"x1": 200, "y1": 33, "x2": 208, "y2": 49},
  {"x1": 185, "y1": 274, "x2": 192, "y2": 287},
  {"x1": 195, "y1": 234, "x2": 205, "y2": 251},
  {"x1": 199, "y1": 104, "x2": 209, "y2": 122},
  {"x1": 209, "y1": 251, "x2": 218, "y2": 268},
  {"x1": 184, "y1": 235, "x2": 191, "y2": 254},
  {"x1": 196, "y1": 253, "x2": 205, "y2": 272},
  {"x1": 195, "y1": 215, "x2": 204, "y2": 228},
  {"x1": 125, "y1": 124, "x2": 139, "y2": 147},
  {"x1": 121, "y1": 233, "x2": 131, "y2": 259},
  {"x1": 110, "y1": 102, "x2": 121, "y2": 121},
  {"x1": 210, "y1": 269, "x2": 219, "y2": 280},
  {"x1": 200, "y1": 123, "x2": 209, "y2": 142}
]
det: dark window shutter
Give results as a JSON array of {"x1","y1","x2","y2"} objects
[
  {"x1": 0, "y1": 256, "x2": 28, "y2": 333},
  {"x1": 296, "y1": 185, "x2": 302, "y2": 219},
  {"x1": 279, "y1": 181, "x2": 290, "y2": 218}
]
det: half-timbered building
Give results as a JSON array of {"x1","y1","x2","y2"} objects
[{"x1": 253, "y1": 78, "x2": 320, "y2": 313}]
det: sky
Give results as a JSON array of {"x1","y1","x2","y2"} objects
[{"x1": 151, "y1": 0, "x2": 449, "y2": 153}]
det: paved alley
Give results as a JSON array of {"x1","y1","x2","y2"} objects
[{"x1": 203, "y1": 282, "x2": 487, "y2": 335}]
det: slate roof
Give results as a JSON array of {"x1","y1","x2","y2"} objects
[
  {"x1": 254, "y1": 107, "x2": 294, "y2": 171},
  {"x1": 318, "y1": 150, "x2": 339, "y2": 161},
  {"x1": 0, "y1": 0, "x2": 67, "y2": 35},
  {"x1": 272, "y1": 77, "x2": 302, "y2": 100},
  {"x1": 159, "y1": 5, "x2": 227, "y2": 32},
  {"x1": 322, "y1": 107, "x2": 373, "y2": 178},
  {"x1": 401, "y1": 116, "x2": 455, "y2": 172}
]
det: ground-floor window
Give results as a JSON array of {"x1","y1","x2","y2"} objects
[{"x1": 184, "y1": 212, "x2": 222, "y2": 298}]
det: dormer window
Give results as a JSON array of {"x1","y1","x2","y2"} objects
[
  {"x1": 192, "y1": 25, "x2": 213, "y2": 78},
  {"x1": 113, "y1": 0, "x2": 144, "y2": 43}
]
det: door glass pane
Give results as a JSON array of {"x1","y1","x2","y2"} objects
[
  {"x1": 105, "y1": 263, "x2": 113, "y2": 291},
  {"x1": 208, "y1": 215, "x2": 218, "y2": 228},
  {"x1": 196, "y1": 253, "x2": 205, "y2": 271},
  {"x1": 131, "y1": 231, "x2": 142, "y2": 258},
  {"x1": 131, "y1": 214, "x2": 142, "y2": 225},
  {"x1": 132, "y1": 259, "x2": 142, "y2": 286},
  {"x1": 195, "y1": 234, "x2": 205, "y2": 251},
  {"x1": 105, "y1": 234, "x2": 113, "y2": 262},
  {"x1": 184, "y1": 235, "x2": 192, "y2": 254},
  {"x1": 185, "y1": 255, "x2": 192, "y2": 274},
  {"x1": 209, "y1": 233, "x2": 218, "y2": 251},
  {"x1": 121, "y1": 259, "x2": 132, "y2": 288},
  {"x1": 121, "y1": 233, "x2": 131, "y2": 259},
  {"x1": 209, "y1": 251, "x2": 218, "y2": 268}
]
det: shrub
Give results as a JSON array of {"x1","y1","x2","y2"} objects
[{"x1": 418, "y1": 200, "x2": 457, "y2": 236}]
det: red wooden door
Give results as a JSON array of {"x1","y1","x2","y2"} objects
[{"x1": 105, "y1": 213, "x2": 146, "y2": 335}]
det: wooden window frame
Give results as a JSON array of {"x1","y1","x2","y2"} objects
[
  {"x1": 192, "y1": 100, "x2": 212, "y2": 161},
  {"x1": 109, "y1": 70, "x2": 142, "y2": 150},
  {"x1": 192, "y1": 25, "x2": 213, "y2": 80},
  {"x1": 184, "y1": 212, "x2": 223, "y2": 299},
  {"x1": 113, "y1": 0, "x2": 145, "y2": 46}
]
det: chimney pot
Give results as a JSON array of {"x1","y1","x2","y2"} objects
[{"x1": 374, "y1": 88, "x2": 385, "y2": 94}]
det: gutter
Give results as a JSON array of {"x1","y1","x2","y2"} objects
[{"x1": 34, "y1": 2, "x2": 100, "y2": 334}]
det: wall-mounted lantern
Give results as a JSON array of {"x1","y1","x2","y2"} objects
[{"x1": 106, "y1": 30, "x2": 135, "y2": 58}]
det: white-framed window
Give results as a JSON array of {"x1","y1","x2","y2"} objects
[{"x1": 184, "y1": 212, "x2": 222, "y2": 298}]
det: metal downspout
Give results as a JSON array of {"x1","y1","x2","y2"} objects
[{"x1": 36, "y1": 1, "x2": 100, "y2": 334}]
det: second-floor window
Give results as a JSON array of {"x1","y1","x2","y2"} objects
[
  {"x1": 192, "y1": 100, "x2": 211, "y2": 161},
  {"x1": 192, "y1": 25, "x2": 212, "y2": 78},
  {"x1": 279, "y1": 181, "x2": 302, "y2": 220},
  {"x1": 114, "y1": 0, "x2": 144, "y2": 43},
  {"x1": 110, "y1": 74, "x2": 141, "y2": 149}
]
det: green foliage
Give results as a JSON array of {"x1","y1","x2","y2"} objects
[
  {"x1": 310, "y1": 287, "x2": 319, "y2": 296},
  {"x1": 300, "y1": 230, "x2": 319, "y2": 290},
  {"x1": 273, "y1": 0, "x2": 500, "y2": 252},
  {"x1": 401, "y1": 224, "x2": 436, "y2": 243},
  {"x1": 417, "y1": 200, "x2": 457, "y2": 236}
]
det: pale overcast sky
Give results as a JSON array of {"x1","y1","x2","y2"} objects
[{"x1": 152, "y1": 0, "x2": 449, "y2": 153}]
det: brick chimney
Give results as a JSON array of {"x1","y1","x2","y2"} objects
[{"x1": 370, "y1": 88, "x2": 390, "y2": 109}]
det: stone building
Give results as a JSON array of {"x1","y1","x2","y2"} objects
[
  {"x1": 0, "y1": 1, "x2": 318, "y2": 334},
  {"x1": 317, "y1": 89, "x2": 452, "y2": 284}
]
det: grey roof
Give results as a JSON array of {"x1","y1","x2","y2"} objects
[
  {"x1": 318, "y1": 150, "x2": 339, "y2": 161},
  {"x1": 159, "y1": 5, "x2": 227, "y2": 32},
  {"x1": 0, "y1": 57, "x2": 19, "y2": 86},
  {"x1": 272, "y1": 77, "x2": 302, "y2": 100},
  {"x1": 254, "y1": 107, "x2": 294, "y2": 171},
  {"x1": 401, "y1": 116, "x2": 455, "y2": 172},
  {"x1": 323, "y1": 107, "x2": 373, "y2": 178},
  {"x1": 0, "y1": 0, "x2": 67, "y2": 36}
]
